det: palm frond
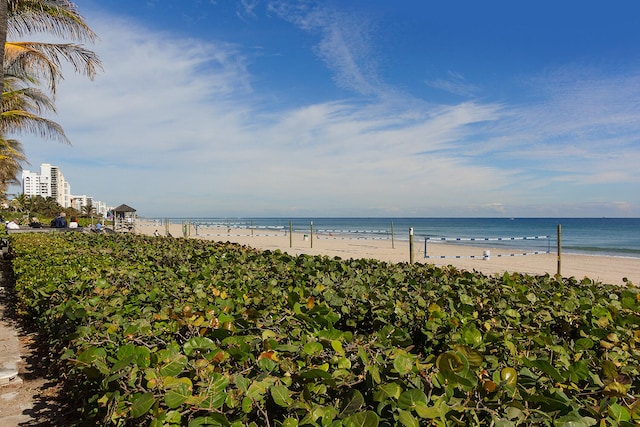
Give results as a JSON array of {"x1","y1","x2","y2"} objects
[
  {"x1": 3, "y1": 77, "x2": 57, "y2": 115},
  {"x1": 0, "y1": 136, "x2": 28, "y2": 187},
  {"x1": 5, "y1": 41, "x2": 102, "y2": 94},
  {"x1": 8, "y1": 0, "x2": 98, "y2": 42},
  {"x1": 1, "y1": 110, "x2": 70, "y2": 143}
]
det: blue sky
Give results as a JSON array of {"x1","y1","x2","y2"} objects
[{"x1": 11, "y1": 0, "x2": 640, "y2": 217}]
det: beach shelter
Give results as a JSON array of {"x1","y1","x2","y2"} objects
[{"x1": 113, "y1": 204, "x2": 137, "y2": 232}]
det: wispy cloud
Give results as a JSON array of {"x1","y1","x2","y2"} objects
[
  {"x1": 425, "y1": 71, "x2": 480, "y2": 97},
  {"x1": 13, "y1": 4, "x2": 640, "y2": 217},
  {"x1": 268, "y1": 1, "x2": 387, "y2": 97}
]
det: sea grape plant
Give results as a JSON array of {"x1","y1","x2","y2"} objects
[{"x1": 8, "y1": 232, "x2": 640, "y2": 426}]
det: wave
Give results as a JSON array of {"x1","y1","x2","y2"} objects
[{"x1": 563, "y1": 245, "x2": 640, "y2": 258}]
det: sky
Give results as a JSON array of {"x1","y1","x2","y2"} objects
[{"x1": 10, "y1": 0, "x2": 640, "y2": 218}]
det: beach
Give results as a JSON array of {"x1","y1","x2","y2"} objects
[{"x1": 133, "y1": 220, "x2": 640, "y2": 287}]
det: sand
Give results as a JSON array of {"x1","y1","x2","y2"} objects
[{"x1": 134, "y1": 220, "x2": 639, "y2": 287}]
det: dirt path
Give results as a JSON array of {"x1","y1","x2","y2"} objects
[{"x1": 0, "y1": 259, "x2": 66, "y2": 426}]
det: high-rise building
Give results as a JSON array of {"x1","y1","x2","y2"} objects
[
  {"x1": 21, "y1": 163, "x2": 110, "y2": 215},
  {"x1": 21, "y1": 163, "x2": 70, "y2": 208}
]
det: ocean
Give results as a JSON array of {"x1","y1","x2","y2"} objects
[{"x1": 160, "y1": 217, "x2": 640, "y2": 259}]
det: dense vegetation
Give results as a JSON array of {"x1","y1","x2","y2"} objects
[{"x1": 8, "y1": 232, "x2": 640, "y2": 426}]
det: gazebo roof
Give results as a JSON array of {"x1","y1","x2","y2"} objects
[{"x1": 113, "y1": 204, "x2": 136, "y2": 213}]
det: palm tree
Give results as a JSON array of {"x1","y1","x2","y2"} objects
[
  {"x1": 8, "y1": 190, "x2": 25, "y2": 211},
  {"x1": 81, "y1": 201, "x2": 94, "y2": 218},
  {"x1": 0, "y1": 0, "x2": 99, "y2": 198},
  {"x1": 0, "y1": 74, "x2": 68, "y2": 193},
  {"x1": 0, "y1": 1, "x2": 7, "y2": 94},
  {"x1": 6, "y1": 0, "x2": 100, "y2": 95},
  {"x1": 0, "y1": 135, "x2": 25, "y2": 194},
  {"x1": 1, "y1": 75, "x2": 69, "y2": 141}
]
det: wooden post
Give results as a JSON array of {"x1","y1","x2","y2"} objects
[
  {"x1": 289, "y1": 220, "x2": 293, "y2": 248},
  {"x1": 557, "y1": 224, "x2": 562, "y2": 277},
  {"x1": 391, "y1": 221, "x2": 395, "y2": 249},
  {"x1": 409, "y1": 227, "x2": 414, "y2": 264},
  {"x1": 310, "y1": 221, "x2": 314, "y2": 248}
]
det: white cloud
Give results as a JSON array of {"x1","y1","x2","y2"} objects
[
  {"x1": 12, "y1": 6, "x2": 640, "y2": 218},
  {"x1": 425, "y1": 71, "x2": 480, "y2": 97},
  {"x1": 268, "y1": 1, "x2": 388, "y2": 97}
]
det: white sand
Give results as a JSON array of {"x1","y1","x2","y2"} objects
[{"x1": 134, "y1": 220, "x2": 639, "y2": 287}]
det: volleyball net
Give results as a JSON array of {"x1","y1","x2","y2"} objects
[{"x1": 424, "y1": 235, "x2": 551, "y2": 259}]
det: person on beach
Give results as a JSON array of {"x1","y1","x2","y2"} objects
[
  {"x1": 5, "y1": 220, "x2": 19, "y2": 230},
  {"x1": 154, "y1": 229, "x2": 160, "y2": 237},
  {"x1": 69, "y1": 217, "x2": 79, "y2": 228},
  {"x1": 51, "y1": 212, "x2": 67, "y2": 228}
]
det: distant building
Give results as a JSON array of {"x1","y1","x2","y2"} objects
[
  {"x1": 70, "y1": 195, "x2": 110, "y2": 217},
  {"x1": 21, "y1": 163, "x2": 110, "y2": 215},
  {"x1": 22, "y1": 163, "x2": 70, "y2": 208}
]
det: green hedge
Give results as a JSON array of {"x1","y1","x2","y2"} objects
[{"x1": 9, "y1": 232, "x2": 640, "y2": 426}]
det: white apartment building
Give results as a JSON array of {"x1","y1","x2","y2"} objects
[
  {"x1": 22, "y1": 163, "x2": 70, "y2": 208},
  {"x1": 21, "y1": 164, "x2": 110, "y2": 215},
  {"x1": 70, "y1": 195, "x2": 110, "y2": 216}
]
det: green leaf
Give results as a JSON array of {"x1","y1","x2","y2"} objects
[
  {"x1": 397, "y1": 389, "x2": 428, "y2": 410},
  {"x1": 339, "y1": 390, "x2": 365, "y2": 417},
  {"x1": 77, "y1": 346, "x2": 109, "y2": 375},
  {"x1": 342, "y1": 411, "x2": 380, "y2": 427},
  {"x1": 166, "y1": 410, "x2": 182, "y2": 424},
  {"x1": 183, "y1": 337, "x2": 218, "y2": 356},
  {"x1": 453, "y1": 345, "x2": 483, "y2": 368},
  {"x1": 608, "y1": 403, "x2": 631, "y2": 423},
  {"x1": 393, "y1": 352, "x2": 414, "y2": 376},
  {"x1": 462, "y1": 326, "x2": 483, "y2": 347},
  {"x1": 281, "y1": 418, "x2": 299, "y2": 427},
  {"x1": 567, "y1": 360, "x2": 590, "y2": 383},
  {"x1": 116, "y1": 344, "x2": 136, "y2": 361},
  {"x1": 157, "y1": 348, "x2": 188, "y2": 377},
  {"x1": 188, "y1": 414, "x2": 230, "y2": 427},
  {"x1": 271, "y1": 385, "x2": 293, "y2": 407},
  {"x1": 246, "y1": 377, "x2": 277, "y2": 401},
  {"x1": 522, "y1": 358, "x2": 564, "y2": 382},
  {"x1": 331, "y1": 339, "x2": 345, "y2": 355},
  {"x1": 303, "y1": 342, "x2": 323, "y2": 356},
  {"x1": 397, "y1": 409, "x2": 420, "y2": 427},
  {"x1": 414, "y1": 402, "x2": 441, "y2": 419},
  {"x1": 554, "y1": 409, "x2": 597, "y2": 426},
  {"x1": 164, "y1": 377, "x2": 193, "y2": 409},
  {"x1": 459, "y1": 293, "x2": 474, "y2": 305},
  {"x1": 436, "y1": 351, "x2": 463, "y2": 373},
  {"x1": 300, "y1": 369, "x2": 334, "y2": 380},
  {"x1": 77, "y1": 346, "x2": 107, "y2": 365},
  {"x1": 503, "y1": 308, "x2": 520, "y2": 319},
  {"x1": 574, "y1": 337, "x2": 594, "y2": 351},
  {"x1": 130, "y1": 392, "x2": 155, "y2": 418},
  {"x1": 373, "y1": 382, "x2": 402, "y2": 402},
  {"x1": 602, "y1": 360, "x2": 618, "y2": 379},
  {"x1": 134, "y1": 346, "x2": 152, "y2": 369},
  {"x1": 241, "y1": 396, "x2": 252, "y2": 413}
]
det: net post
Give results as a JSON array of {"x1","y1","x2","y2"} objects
[
  {"x1": 424, "y1": 237, "x2": 427, "y2": 258},
  {"x1": 409, "y1": 228, "x2": 414, "y2": 264},
  {"x1": 557, "y1": 224, "x2": 562, "y2": 276},
  {"x1": 391, "y1": 221, "x2": 395, "y2": 249}
]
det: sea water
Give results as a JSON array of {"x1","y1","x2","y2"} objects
[{"x1": 162, "y1": 217, "x2": 640, "y2": 259}]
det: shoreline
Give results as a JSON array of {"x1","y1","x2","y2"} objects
[{"x1": 134, "y1": 220, "x2": 640, "y2": 287}]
